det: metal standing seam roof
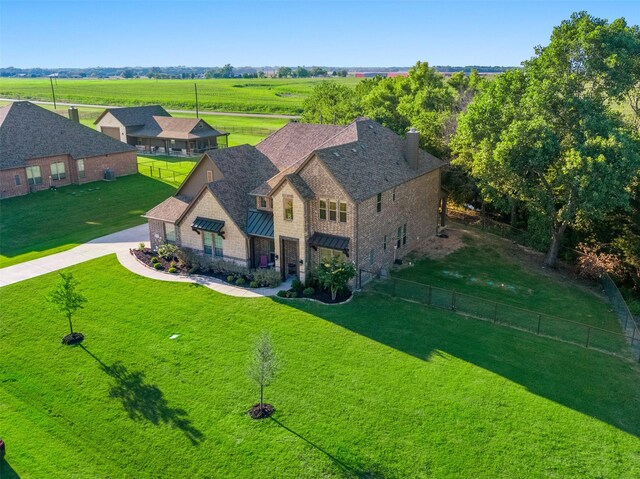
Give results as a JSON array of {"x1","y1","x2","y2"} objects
[
  {"x1": 308, "y1": 232, "x2": 350, "y2": 252},
  {"x1": 191, "y1": 216, "x2": 225, "y2": 233},
  {"x1": 246, "y1": 209, "x2": 274, "y2": 238}
]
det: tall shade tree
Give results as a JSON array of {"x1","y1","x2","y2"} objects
[
  {"x1": 453, "y1": 12, "x2": 640, "y2": 268},
  {"x1": 301, "y1": 81, "x2": 360, "y2": 125},
  {"x1": 47, "y1": 272, "x2": 87, "y2": 336}
]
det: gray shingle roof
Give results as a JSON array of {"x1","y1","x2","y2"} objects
[
  {"x1": 144, "y1": 195, "x2": 190, "y2": 222},
  {"x1": 96, "y1": 105, "x2": 170, "y2": 127},
  {"x1": 0, "y1": 102, "x2": 135, "y2": 171},
  {"x1": 256, "y1": 122, "x2": 346, "y2": 171},
  {"x1": 129, "y1": 116, "x2": 227, "y2": 140},
  {"x1": 204, "y1": 145, "x2": 279, "y2": 233}
]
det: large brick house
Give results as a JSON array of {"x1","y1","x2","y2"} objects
[
  {"x1": 94, "y1": 105, "x2": 229, "y2": 156},
  {"x1": 144, "y1": 118, "x2": 444, "y2": 282},
  {"x1": 0, "y1": 101, "x2": 137, "y2": 199}
]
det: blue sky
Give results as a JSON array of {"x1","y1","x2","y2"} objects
[{"x1": 0, "y1": 1, "x2": 638, "y2": 68}]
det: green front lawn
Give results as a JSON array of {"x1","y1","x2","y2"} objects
[
  {"x1": 0, "y1": 174, "x2": 175, "y2": 268},
  {"x1": 1, "y1": 255, "x2": 639, "y2": 478}
]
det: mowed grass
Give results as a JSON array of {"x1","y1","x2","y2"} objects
[
  {"x1": 0, "y1": 77, "x2": 360, "y2": 114},
  {"x1": 0, "y1": 174, "x2": 175, "y2": 268},
  {"x1": 1, "y1": 256, "x2": 639, "y2": 478}
]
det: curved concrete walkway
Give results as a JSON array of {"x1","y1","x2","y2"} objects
[{"x1": 116, "y1": 249, "x2": 290, "y2": 298}]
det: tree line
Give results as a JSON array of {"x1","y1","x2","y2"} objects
[{"x1": 301, "y1": 12, "x2": 640, "y2": 296}]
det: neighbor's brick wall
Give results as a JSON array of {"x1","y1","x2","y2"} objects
[
  {"x1": 356, "y1": 169, "x2": 441, "y2": 274},
  {"x1": 0, "y1": 167, "x2": 29, "y2": 198},
  {"x1": 178, "y1": 188, "x2": 249, "y2": 265},
  {"x1": 81, "y1": 151, "x2": 137, "y2": 183},
  {"x1": 0, "y1": 154, "x2": 72, "y2": 198},
  {"x1": 272, "y1": 181, "x2": 307, "y2": 281}
]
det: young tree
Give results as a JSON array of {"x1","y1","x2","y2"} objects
[
  {"x1": 47, "y1": 272, "x2": 87, "y2": 341},
  {"x1": 247, "y1": 332, "x2": 279, "y2": 418},
  {"x1": 316, "y1": 256, "x2": 357, "y2": 301}
]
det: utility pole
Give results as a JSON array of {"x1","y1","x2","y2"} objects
[
  {"x1": 50, "y1": 77, "x2": 57, "y2": 109},
  {"x1": 194, "y1": 83, "x2": 199, "y2": 118}
]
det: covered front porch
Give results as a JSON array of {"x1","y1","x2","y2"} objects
[{"x1": 132, "y1": 134, "x2": 229, "y2": 157}]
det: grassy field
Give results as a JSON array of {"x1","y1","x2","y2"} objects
[
  {"x1": 0, "y1": 173, "x2": 175, "y2": 268},
  {"x1": 0, "y1": 77, "x2": 360, "y2": 114},
  {"x1": 137, "y1": 155, "x2": 197, "y2": 187},
  {"x1": 1, "y1": 254, "x2": 639, "y2": 478}
]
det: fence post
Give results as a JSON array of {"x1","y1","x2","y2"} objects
[
  {"x1": 149, "y1": 166, "x2": 153, "y2": 175},
  {"x1": 451, "y1": 290, "x2": 456, "y2": 311},
  {"x1": 536, "y1": 315, "x2": 541, "y2": 335},
  {"x1": 494, "y1": 302, "x2": 498, "y2": 323},
  {"x1": 585, "y1": 327, "x2": 591, "y2": 348},
  {"x1": 428, "y1": 285, "x2": 432, "y2": 306}
]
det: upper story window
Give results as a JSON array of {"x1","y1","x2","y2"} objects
[
  {"x1": 377, "y1": 193, "x2": 382, "y2": 213},
  {"x1": 51, "y1": 161, "x2": 66, "y2": 180},
  {"x1": 26, "y1": 165, "x2": 42, "y2": 185},
  {"x1": 257, "y1": 196, "x2": 273, "y2": 210},
  {"x1": 339, "y1": 202, "x2": 347, "y2": 223},
  {"x1": 206, "y1": 170, "x2": 213, "y2": 182},
  {"x1": 329, "y1": 201, "x2": 337, "y2": 221},
  {"x1": 283, "y1": 195, "x2": 294, "y2": 221},
  {"x1": 319, "y1": 200, "x2": 327, "y2": 220},
  {"x1": 319, "y1": 199, "x2": 347, "y2": 223}
]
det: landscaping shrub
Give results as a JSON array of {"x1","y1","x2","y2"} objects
[
  {"x1": 236, "y1": 277, "x2": 246, "y2": 286},
  {"x1": 305, "y1": 268, "x2": 319, "y2": 289},
  {"x1": 303, "y1": 287, "x2": 314, "y2": 297},
  {"x1": 252, "y1": 268, "x2": 281, "y2": 288},
  {"x1": 291, "y1": 279, "x2": 303, "y2": 291},
  {"x1": 227, "y1": 275, "x2": 236, "y2": 283},
  {"x1": 157, "y1": 244, "x2": 178, "y2": 260},
  {"x1": 249, "y1": 281, "x2": 259, "y2": 288},
  {"x1": 276, "y1": 290, "x2": 288, "y2": 298},
  {"x1": 316, "y1": 257, "x2": 356, "y2": 301},
  {"x1": 151, "y1": 257, "x2": 159, "y2": 264},
  {"x1": 138, "y1": 242, "x2": 146, "y2": 251},
  {"x1": 176, "y1": 248, "x2": 199, "y2": 269},
  {"x1": 289, "y1": 291, "x2": 298, "y2": 298},
  {"x1": 153, "y1": 262, "x2": 163, "y2": 270},
  {"x1": 167, "y1": 267, "x2": 177, "y2": 274}
]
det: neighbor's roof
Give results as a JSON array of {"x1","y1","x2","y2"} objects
[
  {"x1": 94, "y1": 104, "x2": 170, "y2": 126},
  {"x1": 256, "y1": 122, "x2": 346, "y2": 171},
  {"x1": 204, "y1": 145, "x2": 279, "y2": 231},
  {"x1": 312, "y1": 118, "x2": 444, "y2": 201},
  {"x1": 129, "y1": 116, "x2": 227, "y2": 140},
  {"x1": 0, "y1": 101, "x2": 135, "y2": 170},
  {"x1": 143, "y1": 195, "x2": 191, "y2": 222}
]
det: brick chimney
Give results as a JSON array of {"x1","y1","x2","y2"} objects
[{"x1": 405, "y1": 127, "x2": 420, "y2": 170}]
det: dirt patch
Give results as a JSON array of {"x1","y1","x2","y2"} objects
[
  {"x1": 249, "y1": 403, "x2": 274, "y2": 419},
  {"x1": 414, "y1": 227, "x2": 474, "y2": 260},
  {"x1": 62, "y1": 332, "x2": 84, "y2": 345}
]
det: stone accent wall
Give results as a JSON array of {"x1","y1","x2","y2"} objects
[
  {"x1": 177, "y1": 188, "x2": 249, "y2": 265},
  {"x1": 356, "y1": 169, "x2": 441, "y2": 275},
  {"x1": 272, "y1": 181, "x2": 307, "y2": 281}
]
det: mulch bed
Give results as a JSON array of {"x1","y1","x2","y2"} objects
[
  {"x1": 131, "y1": 248, "x2": 189, "y2": 274},
  {"x1": 62, "y1": 332, "x2": 84, "y2": 345},
  {"x1": 280, "y1": 288, "x2": 352, "y2": 304},
  {"x1": 248, "y1": 403, "x2": 274, "y2": 419}
]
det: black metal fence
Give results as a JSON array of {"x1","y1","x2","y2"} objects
[
  {"x1": 361, "y1": 272, "x2": 640, "y2": 362},
  {"x1": 601, "y1": 273, "x2": 640, "y2": 356},
  {"x1": 137, "y1": 160, "x2": 190, "y2": 186},
  {"x1": 213, "y1": 125, "x2": 278, "y2": 137}
]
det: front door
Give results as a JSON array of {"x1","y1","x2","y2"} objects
[{"x1": 280, "y1": 238, "x2": 299, "y2": 279}]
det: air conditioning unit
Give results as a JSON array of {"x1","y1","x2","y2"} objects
[{"x1": 104, "y1": 168, "x2": 116, "y2": 181}]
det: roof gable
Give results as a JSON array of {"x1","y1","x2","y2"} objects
[{"x1": 95, "y1": 105, "x2": 169, "y2": 126}]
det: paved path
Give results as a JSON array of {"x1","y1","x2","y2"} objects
[
  {"x1": 0, "y1": 224, "x2": 289, "y2": 298},
  {"x1": 0, "y1": 225, "x2": 148, "y2": 287},
  {"x1": 0, "y1": 98, "x2": 301, "y2": 119}
]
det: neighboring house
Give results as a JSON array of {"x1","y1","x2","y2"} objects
[
  {"x1": 94, "y1": 105, "x2": 229, "y2": 156},
  {"x1": 144, "y1": 118, "x2": 445, "y2": 283},
  {"x1": 0, "y1": 101, "x2": 137, "y2": 199}
]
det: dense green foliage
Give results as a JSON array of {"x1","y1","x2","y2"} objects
[
  {"x1": 1, "y1": 255, "x2": 639, "y2": 478},
  {"x1": 0, "y1": 77, "x2": 359, "y2": 114},
  {"x1": 47, "y1": 272, "x2": 87, "y2": 335},
  {"x1": 0, "y1": 173, "x2": 176, "y2": 267}
]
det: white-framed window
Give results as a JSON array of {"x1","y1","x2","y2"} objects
[
  {"x1": 319, "y1": 247, "x2": 346, "y2": 263},
  {"x1": 319, "y1": 199, "x2": 327, "y2": 220},
  {"x1": 257, "y1": 196, "x2": 272, "y2": 210},
  {"x1": 283, "y1": 195, "x2": 293, "y2": 220},
  {"x1": 77, "y1": 159, "x2": 85, "y2": 179},
  {"x1": 26, "y1": 166, "x2": 42, "y2": 185},
  {"x1": 329, "y1": 200, "x2": 337, "y2": 221},
  {"x1": 51, "y1": 161, "x2": 66, "y2": 180},
  {"x1": 14, "y1": 175, "x2": 21, "y2": 186},
  {"x1": 339, "y1": 201, "x2": 347, "y2": 222},
  {"x1": 164, "y1": 223, "x2": 176, "y2": 243}
]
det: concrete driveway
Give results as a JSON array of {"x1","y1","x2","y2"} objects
[{"x1": 0, "y1": 224, "x2": 148, "y2": 287}]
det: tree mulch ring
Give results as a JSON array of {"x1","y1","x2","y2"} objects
[
  {"x1": 62, "y1": 332, "x2": 84, "y2": 345},
  {"x1": 248, "y1": 403, "x2": 275, "y2": 419}
]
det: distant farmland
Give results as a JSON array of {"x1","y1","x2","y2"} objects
[{"x1": 0, "y1": 77, "x2": 360, "y2": 115}]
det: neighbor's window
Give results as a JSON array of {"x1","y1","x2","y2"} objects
[
  {"x1": 51, "y1": 161, "x2": 66, "y2": 180},
  {"x1": 402, "y1": 223, "x2": 407, "y2": 245},
  {"x1": 206, "y1": 170, "x2": 213, "y2": 182},
  {"x1": 214, "y1": 233, "x2": 223, "y2": 257},
  {"x1": 392, "y1": 188, "x2": 396, "y2": 202},
  {"x1": 376, "y1": 193, "x2": 382, "y2": 213},
  {"x1": 14, "y1": 175, "x2": 21, "y2": 186},
  {"x1": 319, "y1": 199, "x2": 327, "y2": 220},
  {"x1": 339, "y1": 202, "x2": 347, "y2": 223},
  {"x1": 383, "y1": 235, "x2": 387, "y2": 251},
  {"x1": 164, "y1": 223, "x2": 176, "y2": 244},
  {"x1": 77, "y1": 159, "x2": 85, "y2": 178},
  {"x1": 329, "y1": 200, "x2": 337, "y2": 221},
  {"x1": 203, "y1": 232, "x2": 213, "y2": 255},
  {"x1": 283, "y1": 195, "x2": 293, "y2": 220},
  {"x1": 26, "y1": 166, "x2": 42, "y2": 185},
  {"x1": 397, "y1": 226, "x2": 402, "y2": 248}
]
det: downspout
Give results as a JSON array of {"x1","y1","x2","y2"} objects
[{"x1": 354, "y1": 202, "x2": 359, "y2": 288}]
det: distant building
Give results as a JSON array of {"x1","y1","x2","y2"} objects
[
  {"x1": 353, "y1": 72, "x2": 409, "y2": 78},
  {"x1": 0, "y1": 102, "x2": 137, "y2": 198},
  {"x1": 94, "y1": 105, "x2": 229, "y2": 156}
]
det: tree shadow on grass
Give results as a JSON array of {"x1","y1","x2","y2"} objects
[
  {"x1": 280, "y1": 294, "x2": 640, "y2": 439},
  {"x1": 80, "y1": 346, "x2": 204, "y2": 445},
  {"x1": 271, "y1": 417, "x2": 389, "y2": 479},
  {"x1": 0, "y1": 461, "x2": 21, "y2": 479}
]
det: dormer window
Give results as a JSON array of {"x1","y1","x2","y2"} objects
[{"x1": 257, "y1": 196, "x2": 273, "y2": 210}]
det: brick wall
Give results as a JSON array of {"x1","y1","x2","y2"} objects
[
  {"x1": 82, "y1": 151, "x2": 137, "y2": 183},
  {"x1": 356, "y1": 169, "x2": 441, "y2": 275},
  {"x1": 272, "y1": 181, "x2": 307, "y2": 281},
  {"x1": 177, "y1": 188, "x2": 249, "y2": 265}
]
